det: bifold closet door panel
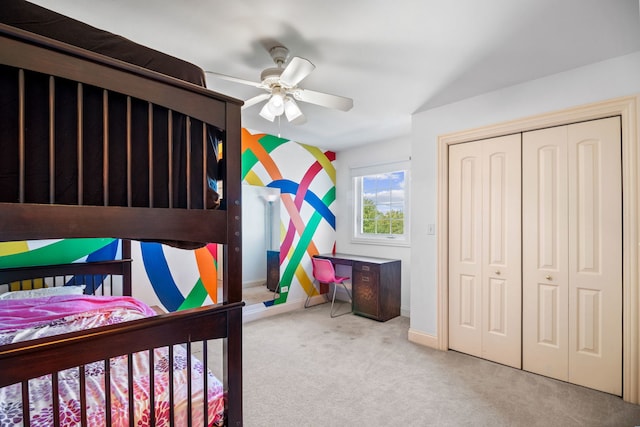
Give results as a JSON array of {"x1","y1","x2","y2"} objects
[
  {"x1": 567, "y1": 117, "x2": 622, "y2": 396},
  {"x1": 449, "y1": 140, "x2": 483, "y2": 358},
  {"x1": 449, "y1": 134, "x2": 521, "y2": 368},
  {"x1": 480, "y1": 135, "x2": 521, "y2": 369},
  {"x1": 522, "y1": 126, "x2": 570, "y2": 382},
  {"x1": 523, "y1": 116, "x2": 622, "y2": 395}
]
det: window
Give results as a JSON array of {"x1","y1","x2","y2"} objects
[{"x1": 352, "y1": 161, "x2": 410, "y2": 245}]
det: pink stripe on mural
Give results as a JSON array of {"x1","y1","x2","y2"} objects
[{"x1": 279, "y1": 159, "x2": 326, "y2": 261}]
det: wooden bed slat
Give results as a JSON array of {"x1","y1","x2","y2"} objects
[
  {"x1": 0, "y1": 203, "x2": 227, "y2": 244},
  {"x1": 149, "y1": 349, "x2": 156, "y2": 426},
  {"x1": 127, "y1": 353, "x2": 135, "y2": 424},
  {"x1": 168, "y1": 110, "x2": 174, "y2": 209},
  {"x1": 20, "y1": 380, "x2": 29, "y2": 427},
  {"x1": 18, "y1": 68, "x2": 25, "y2": 204},
  {"x1": 126, "y1": 96, "x2": 132, "y2": 207},
  {"x1": 104, "y1": 361, "x2": 112, "y2": 426},
  {"x1": 186, "y1": 341, "x2": 193, "y2": 427},
  {"x1": 0, "y1": 259, "x2": 130, "y2": 284},
  {"x1": 168, "y1": 344, "x2": 175, "y2": 425},
  {"x1": 49, "y1": 76, "x2": 55, "y2": 203},
  {"x1": 79, "y1": 365, "x2": 88, "y2": 427},
  {"x1": 77, "y1": 82, "x2": 84, "y2": 205},
  {"x1": 52, "y1": 372, "x2": 60, "y2": 425},
  {"x1": 149, "y1": 102, "x2": 154, "y2": 208},
  {"x1": 186, "y1": 115, "x2": 192, "y2": 210},
  {"x1": 203, "y1": 340, "x2": 209, "y2": 427},
  {"x1": 103, "y1": 89, "x2": 109, "y2": 206}
]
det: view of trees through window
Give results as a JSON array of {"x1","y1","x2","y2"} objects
[{"x1": 361, "y1": 171, "x2": 405, "y2": 235}]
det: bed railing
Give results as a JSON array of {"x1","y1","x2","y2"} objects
[
  {"x1": 0, "y1": 303, "x2": 243, "y2": 426},
  {"x1": 0, "y1": 23, "x2": 242, "y2": 250}
]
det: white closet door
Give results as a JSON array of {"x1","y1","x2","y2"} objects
[
  {"x1": 449, "y1": 140, "x2": 483, "y2": 358},
  {"x1": 481, "y1": 135, "x2": 521, "y2": 368},
  {"x1": 523, "y1": 117, "x2": 621, "y2": 395},
  {"x1": 522, "y1": 125, "x2": 570, "y2": 381},
  {"x1": 449, "y1": 134, "x2": 521, "y2": 368},
  {"x1": 567, "y1": 117, "x2": 622, "y2": 395}
]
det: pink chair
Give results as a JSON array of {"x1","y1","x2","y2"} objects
[{"x1": 306, "y1": 257, "x2": 352, "y2": 317}]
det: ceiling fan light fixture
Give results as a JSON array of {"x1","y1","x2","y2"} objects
[
  {"x1": 259, "y1": 102, "x2": 277, "y2": 121},
  {"x1": 284, "y1": 97, "x2": 303, "y2": 122},
  {"x1": 265, "y1": 89, "x2": 285, "y2": 116}
]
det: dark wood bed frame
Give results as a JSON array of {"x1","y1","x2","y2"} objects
[{"x1": 0, "y1": 15, "x2": 244, "y2": 427}]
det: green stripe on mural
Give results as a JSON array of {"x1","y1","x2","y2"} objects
[
  {"x1": 178, "y1": 279, "x2": 208, "y2": 310},
  {"x1": 323, "y1": 186, "x2": 336, "y2": 205},
  {"x1": 0, "y1": 238, "x2": 116, "y2": 268},
  {"x1": 258, "y1": 134, "x2": 289, "y2": 153},
  {"x1": 241, "y1": 149, "x2": 259, "y2": 180},
  {"x1": 274, "y1": 188, "x2": 335, "y2": 305}
]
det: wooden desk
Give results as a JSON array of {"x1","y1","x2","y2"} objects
[{"x1": 315, "y1": 253, "x2": 401, "y2": 321}]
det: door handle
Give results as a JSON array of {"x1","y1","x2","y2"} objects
[{"x1": 545, "y1": 275, "x2": 552, "y2": 281}]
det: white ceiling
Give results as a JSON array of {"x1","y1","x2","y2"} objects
[{"x1": 29, "y1": 0, "x2": 640, "y2": 151}]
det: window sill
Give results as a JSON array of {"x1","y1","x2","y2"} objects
[{"x1": 351, "y1": 237, "x2": 410, "y2": 248}]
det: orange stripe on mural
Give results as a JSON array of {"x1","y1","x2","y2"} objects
[
  {"x1": 195, "y1": 247, "x2": 218, "y2": 304},
  {"x1": 242, "y1": 130, "x2": 283, "y2": 181}
]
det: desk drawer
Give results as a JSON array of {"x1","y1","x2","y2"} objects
[
  {"x1": 353, "y1": 269, "x2": 379, "y2": 319},
  {"x1": 354, "y1": 262, "x2": 379, "y2": 274}
]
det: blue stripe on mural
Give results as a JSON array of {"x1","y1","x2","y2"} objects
[
  {"x1": 67, "y1": 239, "x2": 120, "y2": 292},
  {"x1": 140, "y1": 242, "x2": 184, "y2": 312},
  {"x1": 268, "y1": 179, "x2": 335, "y2": 229}
]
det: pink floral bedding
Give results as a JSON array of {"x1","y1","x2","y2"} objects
[{"x1": 0, "y1": 295, "x2": 225, "y2": 426}]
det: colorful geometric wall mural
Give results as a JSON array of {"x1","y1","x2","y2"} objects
[
  {"x1": 241, "y1": 128, "x2": 337, "y2": 306},
  {"x1": 3, "y1": 128, "x2": 336, "y2": 313},
  {"x1": 0, "y1": 238, "x2": 120, "y2": 291},
  {"x1": 139, "y1": 242, "x2": 219, "y2": 311}
]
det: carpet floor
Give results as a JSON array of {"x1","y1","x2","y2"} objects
[{"x1": 240, "y1": 303, "x2": 640, "y2": 426}]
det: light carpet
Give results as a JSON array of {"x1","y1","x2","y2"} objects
[{"x1": 240, "y1": 303, "x2": 640, "y2": 426}]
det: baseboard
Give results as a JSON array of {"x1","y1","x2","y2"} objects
[
  {"x1": 242, "y1": 297, "x2": 309, "y2": 323},
  {"x1": 408, "y1": 328, "x2": 440, "y2": 350},
  {"x1": 303, "y1": 294, "x2": 329, "y2": 306},
  {"x1": 243, "y1": 279, "x2": 265, "y2": 289}
]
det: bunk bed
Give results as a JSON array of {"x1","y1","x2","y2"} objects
[{"x1": 0, "y1": 1, "x2": 243, "y2": 425}]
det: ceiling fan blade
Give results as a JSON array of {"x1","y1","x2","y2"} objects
[
  {"x1": 205, "y1": 70, "x2": 264, "y2": 88},
  {"x1": 242, "y1": 93, "x2": 271, "y2": 110},
  {"x1": 279, "y1": 57, "x2": 315, "y2": 87},
  {"x1": 292, "y1": 88, "x2": 353, "y2": 111},
  {"x1": 290, "y1": 113, "x2": 307, "y2": 125}
]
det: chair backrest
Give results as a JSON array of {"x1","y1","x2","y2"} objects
[{"x1": 311, "y1": 257, "x2": 338, "y2": 283}]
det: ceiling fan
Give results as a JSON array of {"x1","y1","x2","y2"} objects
[{"x1": 205, "y1": 45, "x2": 353, "y2": 124}]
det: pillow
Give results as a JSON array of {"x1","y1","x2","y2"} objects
[{"x1": 0, "y1": 285, "x2": 86, "y2": 300}]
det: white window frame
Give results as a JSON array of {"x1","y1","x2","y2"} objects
[{"x1": 351, "y1": 160, "x2": 410, "y2": 247}]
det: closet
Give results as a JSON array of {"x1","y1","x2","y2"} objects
[{"x1": 448, "y1": 116, "x2": 622, "y2": 395}]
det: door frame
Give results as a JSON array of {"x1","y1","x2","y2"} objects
[{"x1": 436, "y1": 95, "x2": 639, "y2": 403}]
